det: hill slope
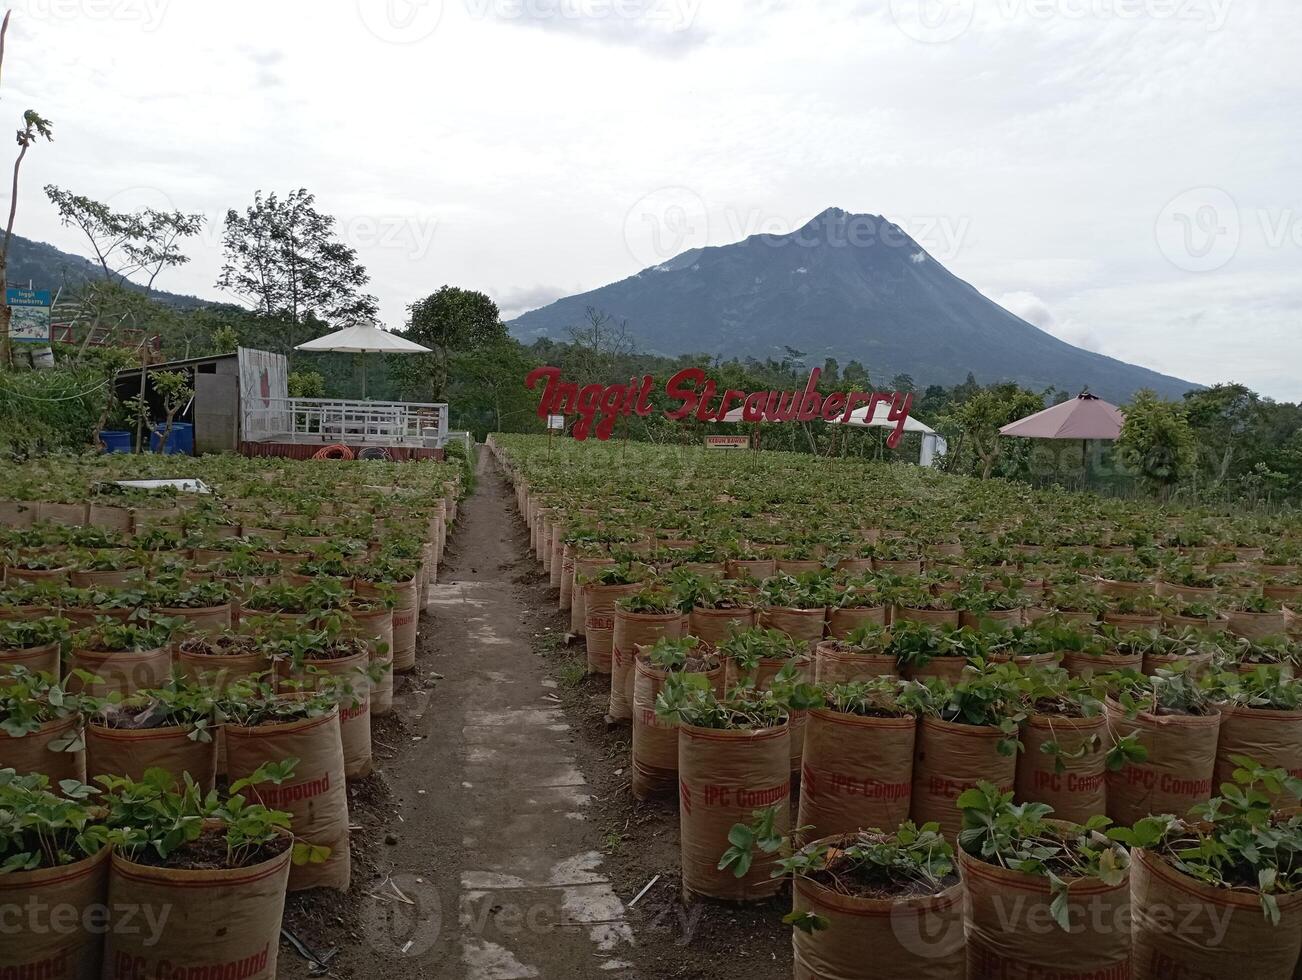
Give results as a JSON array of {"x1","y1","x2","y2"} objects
[
  {"x1": 3, "y1": 234, "x2": 208, "y2": 310},
  {"x1": 510, "y1": 208, "x2": 1194, "y2": 401}
]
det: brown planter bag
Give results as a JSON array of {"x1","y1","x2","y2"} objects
[
  {"x1": 570, "y1": 556, "x2": 614, "y2": 637},
  {"x1": 1213, "y1": 703, "x2": 1302, "y2": 806},
  {"x1": 1105, "y1": 699, "x2": 1221, "y2": 825},
  {"x1": 814, "y1": 641, "x2": 898, "y2": 686},
  {"x1": 87, "y1": 502, "x2": 132, "y2": 532},
  {"x1": 548, "y1": 520, "x2": 566, "y2": 588},
  {"x1": 0, "y1": 847, "x2": 109, "y2": 980},
  {"x1": 0, "y1": 498, "x2": 36, "y2": 527},
  {"x1": 583, "y1": 582, "x2": 639, "y2": 675},
  {"x1": 1062, "y1": 650, "x2": 1141, "y2": 678},
  {"x1": 733, "y1": 655, "x2": 813, "y2": 774},
  {"x1": 758, "y1": 605, "x2": 827, "y2": 652},
  {"x1": 357, "y1": 576, "x2": 418, "y2": 673},
  {"x1": 798, "y1": 708, "x2": 915, "y2": 841},
  {"x1": 87, "y1": 720, "x2": 218, "y2": 792},
  {"x1": 225, "y1": 707, "x2": 350, "y2": 892},
  {"x1": 6, "y1": 565, "x2": 70, "y2": 587},
  {"x1": 609, "y1": 609, "x2": 682, "y2": 721},
  {"x1": 104, "y1": 831, "x2": 292, "y2": 980},
  {"x1": 912, "y1": 717, "x2": 1016, "y2": 840},
  {"x1": 630, "y1": 652, "x2": 725, "y2": 799},
  {"x1": 153, "y1": 603, "x2": 233, "y2": 644},
  {"x1": 37, "y1": 501, "x2": 87, "y2": 526},
  {"x1": 893, "y1": 606, "x2": 959, "y2": 628},
  {"x1": 960, "y1": 846, "x2": 1131, "y2": 979},
  {"x1": 67, "y1": 646, "x2": 171, "y2": 699},
  {"x1": 0, "y1": 714, "x2": 86, "y2": 785},
  {"x1": 903, "y1": 657, "x2": 970, "y2": 684},
  {"x1": 1132, "y1": 847, "x2": 1302, "y2": 980},
  {"x1": 0, "y1": 640, "x2": 60, "y2": 681},
  {"x1": 277, "y1": 648, "x2": 373, "y2": 779},
  {"x1": 826, "y1": 604, "x2": 886, "y2": 639},
  {"x1": 70, "y1": 568, "x2": 138, "y2": 589},
  {"x1": 678, "y1": 721, "x2": 790, "y2": 901},
  {"x1": 960, "y1": 608, "x2": 1023, "y2": 630},
  {"x1": 689, "y1": 606, "x2": 756, "y2": 649},
  {"x1": 558, "y1": 543, "x2": 576, "y2": 611},
  {"x1": 792, "y1": 869, "x2": 964, "y2": 980},
  {"x1": 1015, "y1": 712, "x2": 1108, "y2": 824},
  {"x1": 1227, "y1": 609, "x2": 1288, "y2": 641},
  {"x1": 1144, "y1": 651, "x2": 1214, "y2": 677},
  {"x1": 725, "y1": 558, "x2": 776, "y2": 581},
  {"x1": 348, "y1": 607, "x2": 395, "y2": 718}
]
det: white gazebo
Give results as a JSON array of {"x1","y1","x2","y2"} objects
[
  {"x1": 233, "y1": 326, "x2": 449, "y2": 451},
  {"x1": 719, "y1": 402, "x2": 948, "y2": 467},
  {"x1": 295, "y1": 323, "x2": 432, "y2": 399}
]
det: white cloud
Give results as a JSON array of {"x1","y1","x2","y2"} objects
[
  {"x1": 995, "y1": 291, "x2": 1105, "y2": 355},
  {"x1": 0, "y1": 0, "x2": 1298, "y2": 397}
]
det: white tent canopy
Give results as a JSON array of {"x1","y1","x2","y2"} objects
[
  {"x1": 295, "y1": 324, "x2": 431, "y2": 397},
  {"x1": 718, "y1": 402, "x2": 948, "y2": 467},
  {"x1": 295, "y1": 323, "x2": 430, "y2": 355}
]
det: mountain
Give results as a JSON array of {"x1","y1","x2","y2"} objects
[
  {"x1": 3, "y1": 233, "x2": 208, "y2": 310},
  {"x1": 510, "y1": 207, "x2": 1194, "y2": 401}
]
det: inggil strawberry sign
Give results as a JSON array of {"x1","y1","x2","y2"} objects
[{"x1": 525, "y1": 366, "x2": 914, "y2": 445}]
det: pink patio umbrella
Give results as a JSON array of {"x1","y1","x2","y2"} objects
[{"x1": 999, "y1": 392, "x2": 1126, "y2": 474}]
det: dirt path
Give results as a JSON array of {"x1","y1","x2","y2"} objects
[
  {"x1": 284, "y1": 455, "x2": 636, "y2": 979},
  {"x1": 281, "y1": 453, "x2": 791, "y2": 979}
]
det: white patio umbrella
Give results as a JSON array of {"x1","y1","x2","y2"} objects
[{"x1": 295, "y1": 324, "x2": 431, "y2": 399}]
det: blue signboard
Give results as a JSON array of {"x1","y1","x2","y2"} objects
[
  {"x1": 6, "y1": 288, "x2": 52, "y2": 343},
  {"x1": 6, "y1": 288, "x2": 51, "y2": 307}
]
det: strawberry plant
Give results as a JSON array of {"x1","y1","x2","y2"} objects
[
  {"x1": 916, "y1": 664, "x2": 1028, "y2": 755},
  {"x1": 957, "y1": 782, "x2": 1128, "y2": 930},
  {"x1": 71, "y1": 618, "x2": 174, "y2": 654},
  {"x1": 0, "y1": 616, "x2": 69, "y2": 650},
  {"x1": 1108, "y1": 758, "x2": 1302, "y2": 922},
  {"x1": 0, "y1": 667, "x2": 98, "y2": 744},
  {"x1": 138, "y1": 575, "x2": 232, "y2": 609},
  {"x1": 822, "y1": 676, "x2": 928, "y2": 718},
  {"x1": 718, "y1": 627, "x2": 803, "y2": 674},
  {"x1": 98, "y1": 762, "x2": 329, "y2": 869},
  {"x1": 644, "y1": 635, "x2": 719, "y2": 673},
  {"x1": 0, "y1": 769, "x2": 116, "y2": 872},
  {"x1": 92, "y1": 680, "x2": 219, "y2": 742}
]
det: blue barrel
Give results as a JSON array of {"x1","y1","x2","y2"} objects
[
  {"x1": 150, "y1": 422, "x2": 195, "y2": 455},
  {"x1": 99, "y1": 430, "x2": 133, "y2": 454}
]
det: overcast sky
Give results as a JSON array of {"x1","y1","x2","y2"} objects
[{"x1": 6, "y1": 0, "x2": 1300, "y2": 398}]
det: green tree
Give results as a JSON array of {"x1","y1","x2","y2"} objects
[
  {"x1": 45, "y1": 186, "x2": 204, "y2": 296},
  {"x1": 287, "y1": 370, "x2": 326, "y2": 398},
  {"x1": 448, "y1": 338, "x2": 540, "y2": 438},
  {"x1": 151, "y1": 369, "x2": 194, "y2": 454},
  {"x1": 939, "y1": 383, "x2": 1044, "y2": 479},
  {"x1": 216, "y1": 189, "x2": 378, "y2": 353},
  {"x1": 399, "y1": 286, "x2": 507, "y2": 403},
  {"x1": 1182, "y1": 383, "x2": 1267, "y2": 489},
  {"x1": 842, "y1": 360, "x2": 870, "y2": 387},
  {"x1": 1116, "y1": 389, "x2": 1198, "y2": 499},
  {"x1": 890, "y1": 373, "x2": 916, "y2": 393},
  {"x1": 0, "y1": 11, "x2": 54, "y2": 369}
]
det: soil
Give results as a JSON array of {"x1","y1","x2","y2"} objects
[
  {"x1": 178, "y1": 635, "x2": 260, "y2": 656},
  {"x1": 129, "y1": 828, "x2": 291, "y2": 871},
  {"x1": 805, "y1": 842, "x2": 959, "y2": 902},
  {"x1": 278, "y1": 456, "x2": 791, "y2": 980}
]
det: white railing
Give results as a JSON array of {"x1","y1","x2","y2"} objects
[{"x1": 243, "y1": 398, "x2": 450, "y2": 447}]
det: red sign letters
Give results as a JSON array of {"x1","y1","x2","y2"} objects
[{"x1": 525, "y1": 366, "x2": 914, "y2": 446}]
